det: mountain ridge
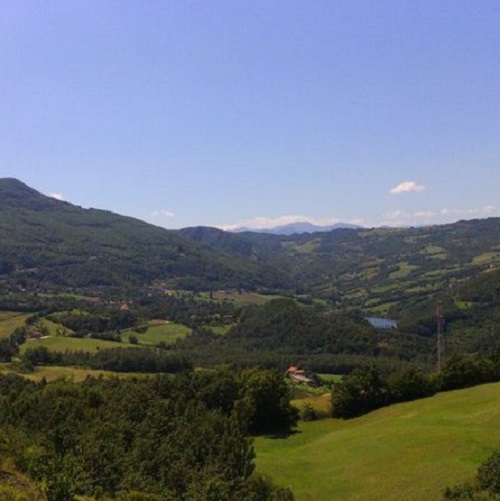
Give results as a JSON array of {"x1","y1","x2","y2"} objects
[{"x1": 231, "y1": 221, "x2": 363, "y2": 235}]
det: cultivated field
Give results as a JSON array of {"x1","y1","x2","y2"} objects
[{"x1": 256, "y1": 382, "x2": 500, "y2": 501}]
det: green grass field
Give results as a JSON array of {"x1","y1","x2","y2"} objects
[
  {"x1": 0, "y1": 311, "x2": 30, "y2": 338},
  {"x1": 19, "y1": 336, "x2": 134, "y2": 353},
  {"x1": 209, "y1": 324, "x2": 233, "y2": 335},
  {"x1": 389, "y1": 261, "x2": 419, "y2": 280},
  {"x1": 201, "y1": 291, "x2": 284, "y2": 304},
  {"x1": 17, "y1": 320, "x2": 189, "y2": 353},
  {"x1": 318, "y1": 373, "x2": 343, "y2": 383},
  {"x1": 256, "y1": 382, "x2": 500, "y2": 501},
  {"x1": 0, "y1": 363, "x2": 151, "y2": 382},
  {"x1": 472, "y1": 251, "x2": 500, "y2": 265},
  {"x1": 123, "y1": 321, "x2": 190, "y2": 345}
]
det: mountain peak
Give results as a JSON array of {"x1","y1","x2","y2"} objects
[{"x1": 0, "y1": 177, "x2": 36, "y2": 191}]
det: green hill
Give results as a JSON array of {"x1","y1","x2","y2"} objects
[
  {"x1": 0, "y1": 178, "x2": 288, "y2": 290},
  {"x1": 256, "y1": 382, "x2": 500, "y2": 501}
]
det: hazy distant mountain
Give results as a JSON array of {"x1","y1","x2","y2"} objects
[{"x1": 233, "y1": 222, "x2": 363, "y2": 235}]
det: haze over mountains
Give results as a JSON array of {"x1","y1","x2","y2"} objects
[{"x1": 231, "y1": 221, "x2": 363, "y2": 235}]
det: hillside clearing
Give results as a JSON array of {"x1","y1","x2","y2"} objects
[{"x1": 121, "y1": 321, "x2": 190, "y2": 345}]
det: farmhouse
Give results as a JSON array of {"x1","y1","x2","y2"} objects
[{"x1": 286, "y1": 366, "x2": 314, "y2": 385}]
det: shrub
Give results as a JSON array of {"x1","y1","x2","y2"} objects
[{"x1": 478, "y1": 448, "x2": 500, "y2": 494}]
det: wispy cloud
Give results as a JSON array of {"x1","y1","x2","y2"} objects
[
  {"x1": 390, "y1": 181, "x2": 425, "y2": 195},
  {"x1": 376, "y1": 205, "x2": 500, "y2": 227},
  {"x1": 379, "y1": 209, "x2": 437, "y2": 226},
  {"x1": 414, "y1": 210, "x2": 436, "y2": 218},
  {"x1": 440, "y1": 205, "x2": 500, "y2": 217},
  {"x1": 151, "y1": 209, "x2": 175, "y2": 220},
  {"x1": 49, "y1": 193, "x2": 64, "y2": 201}
]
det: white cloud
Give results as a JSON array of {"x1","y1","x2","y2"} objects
[
  {"x1": 390, "y1": 181, "x2": 425, "y2": 195},
  {"x1": 376, "y1": 205, "x2": 500, "y2": 228},
  {"x1": 49, "y1": 193, "x2": 64, "y2": 201},
  {"x1": 414, "y1": 210, "x2": 436, "y2": 218},
  {"x1": 151, "y1": 209, "x2": 175, "y2": 220},
  {"x1": 440, "y1": 205, "x2": 500, "y2": 217},
  {"x1": 384, "y1": 209, "x2": 406, "y2": 220}
]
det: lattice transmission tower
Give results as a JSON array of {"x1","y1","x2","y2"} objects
[{"x1": 436, "y1": 301, "x2": 446, "y2": 369}]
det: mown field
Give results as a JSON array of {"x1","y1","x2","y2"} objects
[{"x1": 256, "y1": 382, "x2": 500, "y2": 501}]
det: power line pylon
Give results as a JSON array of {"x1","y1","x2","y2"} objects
[{"x1": 437, "y1": 301, "x2": 445, "y2": 369}]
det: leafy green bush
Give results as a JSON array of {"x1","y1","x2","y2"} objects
[{"x1": 478, "y1": 448, "x2": 500, "y2": 494}]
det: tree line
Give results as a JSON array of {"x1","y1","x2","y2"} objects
[{"x1": 331, "y1": 352, "x2": 500, "y2": 419}]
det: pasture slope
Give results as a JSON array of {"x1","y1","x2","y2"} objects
[{"x1": 256, "y1": 382, "x2": 500, "y2": 501}]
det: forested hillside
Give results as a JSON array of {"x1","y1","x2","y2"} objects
[
  {"x1": 0, "y1": 179, "x2": 289, "y2": 290},
  {"x1": 172, "y1": 298, "x2": 434, "y2": 372}
]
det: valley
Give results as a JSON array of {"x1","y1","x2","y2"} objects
[{"x1": 1, "y1": 178, "x2": 500, "y2": 500}]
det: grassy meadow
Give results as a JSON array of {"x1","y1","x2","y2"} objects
[
  {"x1": 0, "y1": 311, "x2": 30, "y2": 338},
  {"x1": 19, "y1": 335, "x2": 134, "y2": 353},
  {"x1": 256, "y1": 382, "x2": 500, "y2": 501},
  {"x1": 15, "y1": 319, "x2": 190, "y2": 354},
  {"x1": 200, "y1": 290, "x2": 284, "y2": 304},
  {"x1": 0, "y1": 363, "x2": 150, "y2": 382},
  {"x1": 122, "y1": 320, "x2": 190, "y2": 345}
]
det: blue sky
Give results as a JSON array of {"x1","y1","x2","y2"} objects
[{"x1": 1, "y1": 1, "x2": 500, "y2": 230}]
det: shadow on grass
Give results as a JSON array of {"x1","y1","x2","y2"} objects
[{"x1": 261, "y1": 429, "x2": 302, "y2": 440}]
